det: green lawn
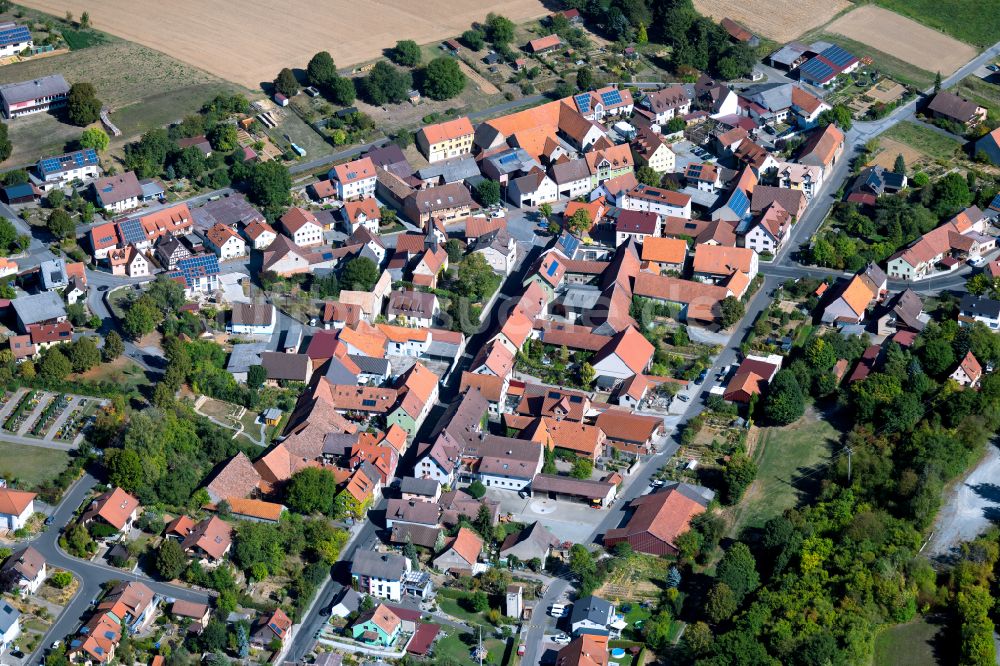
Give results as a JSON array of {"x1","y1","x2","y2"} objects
[
  {"x1": 0, "y1": 441, "x2": 70, "y2": 489},
  {"x1": 882, "y1": 121, "x2": 964, "y2": 161},
  {"x1": 434, "y1": 630, "x2": 506, "y2": 666},
  {"x1": 61, "y1": 28, "x2": 109, "y2": 50},
  {"x1": 872, "y1": 0, "x2": 1000, "y2": 49},
  {"x1": 436, "y1": 589, "x2": 490, "y2": 627},
  {"x1": 808, "y1": 33, "x2": 935, "y2": 89},
  {"x1": 731, "y1": 412, "x2": 840, "y2": 532},
  {"x1": 873, "y1": 618, "x2": 945, "y2": 666}
]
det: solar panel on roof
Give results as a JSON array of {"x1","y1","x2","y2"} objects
[
  {"x1": 118, "y1": 219, "x2": 145, "y2": 245},
  {"x1": 800, "y1": 57, "x2": 835, "y2": 82},
  {"x1": 728, "y1": 188, "x2": 750, "y2": 219},
  {"x1": 574, "y1": 93, "x2": 591, "y2": 114},
  {"x1": 0, "y1": 25, "x2": 30, "y2": 47},
  {"x1": 600, "y1": 89, "x2": 623, "y2": 107},
  {"x1": 821, "y1": 44, "x2": 855, "y2": 68},
  {"x1": 546, "y1": 259, "x2": 560, "y2": 277}
]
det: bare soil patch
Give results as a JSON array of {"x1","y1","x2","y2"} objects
[
  {"x1": 870, "y1": 138, "x2": 925, "y2": 170},
  {"x1": 692, "y1": 0, "x2": 850, "y2": 42},
  {"x1": 18, "y1": 0, "x2": 550, "y2": 88},
  {"x1": 826, "y1": 5, "x2": 976, "y2": 75}
]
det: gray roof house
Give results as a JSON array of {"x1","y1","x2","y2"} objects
[
  {"x1": 329, "y1": 585, "x2": 362, "y2": 618},
  {"x1": 569, "y1": 595, "x2": 620, "y2": 637},
  {"x1": 12, "y1": 291, "x2": 67, "y2": 331},
  {"x1": 0, "y1": 598, "x2": 21, "y2": 652},
  {"x1": 226, "y1": 342, "x2": 268, "y2": 383},
  {"x1": 499, "y1": 521, "x2": 560, "y2": 563},
  {"x1": 38, "y1": 257, "x2": 68, "y2": 291}
]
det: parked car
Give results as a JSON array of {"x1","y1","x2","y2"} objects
[
  {"x1": 552, "y1": 634, "x2": 571, "y2": 644},
  {"x1": 678, "y1": 394, "x2": 690, "y2": 402}
]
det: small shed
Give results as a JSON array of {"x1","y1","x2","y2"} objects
[
  {"x1": 3, "y1": 182, "x2": 37, "y2": 205},
  {"x1": 442, "y1": 40, "x2": 461, "y2": 55},
  {"x1": 274, "y1": 93, "x2": 289, "y2": 107}
]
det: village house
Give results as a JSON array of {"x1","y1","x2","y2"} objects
[
  {"x1": 630, "y1": 126, "x2": 675, "y2": 174},
  {"x1": 950, "y1": 351, "x2": 983, "y2": 387},
  {"x1": 433, "y1": 526, "x2": 484, "y2": 574},
  {"x1": 0, "y1": 546, "x2": 45, "y2": 594},
  {"x1": 154, "y1": 237, "x2": 191, "y2": 271},
  {"x1": 386, "y1": 290, "x2": 439, "y2": 328},
  {"x1": 243, "y1": 219, "x2": 278, "y2": 250},
  {"x1": 92, "y1": 171, "x2": 142, "y2": 213},
  {"x1": 108, "y1": 245, "x2": 150, "y2": 278},
  {"x1": 0, "y1": 488, "x2": 35, "y2": 532},
  {"x1": 603, "y1": 482, "x2": 714, "y2": 555},
  {"x1": 416, "y1": 116, "x2": 475, "y2": 163},
  {"x1": 341, "y1": 198, "x2": 381, "y2": 235},
  {"x1": 959, "y1": 294, "x2": 1000, "y2": 329},
  {"x1": 280, "y1": 207, "x2": 324, "y2": 247},
  {"x1": 621, "y1": 184, "x2": 691, "y2": 218},
  {"x1": 229, "y1": 303, "x2": 276, "y2": 336},
  {"x1": 403, "y1": 182, "x2": 474, "y2": 229},
  {"x1": 821, "y1": 264, "x2": 886, "y2": 325},
  {"x1": 204, "y1": 222, "x2": 248, "y2": 260},
  {"x1": 351, "y1": 604, "x2": 402, "y2": 647},
  {"x1": 927, "y1": 91, "x2": 987, "y2": 128},
  {"x1": 36, "y1": 148, "x2": 100, "y2": 190},
  {"x1": 796, "y1": 123, "x2": 844, "y2": 169},
  {"x1": 743, "y1": 201, "x2": 791, "y2": 255},
  {"x1": 331, "y1": 156, "x2": 378, "y2": 200},
  {"x1": 351, "y1": 550, "x2": 411, "y2": 601},
  {"x1": 615, "y1": 210, "x2": 661, "y2": 246},
  {"x1": 0, "y1": 73, "x2": 68, "y2": 118},
  {"x1": 82, "y1": 487, "x2": 140, "y2": 535},
  {"x1": 642, "y1": 85, "x2": 691, "y2": 124}
]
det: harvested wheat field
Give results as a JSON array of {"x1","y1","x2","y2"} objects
[
  {"x1": 19, "y1": 0, "x2": 549, "y2": 88},
  {"x1": 827, "y1": 5, "x2": 976, "y2": 75},
  {"x1": 692, "y1": 0, "x2": 850, "y2": 42}
]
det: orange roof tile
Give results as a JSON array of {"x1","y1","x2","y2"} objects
[
  {"x1": 420, "y1": 117, "x2": 474, "y2": 145},
  {"x1": 641, "y1": 237, "x2": 687, "y2": 265}
]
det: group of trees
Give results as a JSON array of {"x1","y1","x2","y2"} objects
[
  {"x1": 305, "y1": 51, "x2": 356, "y2": 106},
  {"x1": 676, "y1": 310, "x2": 1000, "y2": 663},
  {"x1": 66, "y1": 82, "x2": 102, "y2": 126},
  {"x1": 359, "y1": 52, "x2": 466, "y2": 104}
]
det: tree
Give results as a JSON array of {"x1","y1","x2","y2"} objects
[
  {"x1": 484, "y1": 13, "x2": 515, "y2": 44},
  {"x1": 173, "y1": 146, "x2": 206, "y2": 180},
  {"x1": 930, "y1": 171, "x2": 973, "y2": 218},
  {"x1": 79, "y1": 127, "x2": 109, "y2": 152},
  {"x1": 566, "y1": 208, "x2": 592, "y2": 235},
  {"x1": 469, "y1": 590, "x2": 489, "y2": 612},
  {"x1": 50, "y1": 571, "x2": 73, "y2": 589},
  {"x1": 893, "y1": 153, "x2": 906, "y2": 175},
  {"x1": 665, "y1": 117, "x2": 687, "y2": 133},
  {"x1": 107, "y1": 448, "x2": 143, "y2": 492},
  {"x1": 467, "y1": 480, "x2": 486, "y2": 499},
  {"x1": 68, "y1": 337, "x2": 100, "y2": 373},
  {"x1": 474, "y1": 179, "x2": 501, "y2": 206},
  {"x1": 722, "y1": 453, "x2": 757, "y2": 504},
  {"x1": 704, "y1": 582, "x2": 738, "y2": 624},
  {"x1": 636, "y1": 22, "x2": 648, "y2": 44},
  {"x1": 102, "y1": 330, "x2": 124, "y2": 361},
  {"x1": 47, "y1": 208, "x2": 75, "y2": 239},
  {"x1": 934, "y1": 71, "x2": 942, "y2": 93},
  {"x1": 362, "y1": 61, "x2": 412, "y2": 105},
  {"x1": 763, "y1": 369, "x2": 804, "y2": 425},
  {"x1": 423, "y1": 57, "x2": 466, "y2": 100},
  {"x1": 568, "y1": 544, "x2": 595, "y2": 577},
  {"x1": 921, "y1": 337, "x2": 956, "y2": 375},
  {"x1": 719, "y1": 296, "x2": 744, "y2": 328},
  {"x1": 306, "y1": 51, "x2": 337, "y2": 88},
  {"x1": 155, "y1": 538, "x2": 187, "y2": 580},
  {"x1": 274, "y1": 68, "x2": 299, "y2": 97},
  {"x1": 817, "y1": 104, "x2": 853, "y2": 131},
  {"x1": 716, "y1": 542, "x2": 759, "y2": 603},
  {"x1": 390, "y1": 40, "x2": 421, "y2": 67},
  {"x1": 329, "y1": 76, "x2": 356, "y2": 106},
  {"x1": 461, "y1": 29, "x2": 485, "y2": 51},
  {"x1": 539, "y1": 203, "x2": 553, "y2": 221},
  {"x1": 576, "y1": 66, "x2": 594, "y2": 91},
  {"x1": 636, "y1": 165, "x2": 661, "y2": 187},
  {"x1": 0, "y1": 121, "x2": 13, "y2": 163},
  {"x1": 79, "y1": 11, "x2": 90, "y2": 28},
  {"x1": 208, "y1": 124, "x2": 238, "y2": 152},
  {"x1": 247, "y1": 364, "x2": 266, "y2": 389},
  {"x1": 40, "y1": 348, "x2": 71, "y2": 380},
  {"x1": 123, "y1": 296, "x2": 159, "y2": 340},
  {"x1": 341, "y1": 257, "x2": 379, "y2": 290},
  {"x1": 66, "y1": 82, "x2": 102, "y2": 126},
  {"x1": 570, "y1": 457, "x2": 593, "y2": 479},
  {"x1": 580, "y1": 362, "x2": 595, "y2": 386},
  {"x1": 246, "y1": 160, "x2": 292, "y2": 211},
  {"x1": 286, "y1": 467, "x2": 337, "y2": 515}
]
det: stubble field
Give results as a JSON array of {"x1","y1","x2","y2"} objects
[
  {"x1": 18, "y1": 0, "x2": 550, "y2": 88},
  {"x1": 692, "y1": 0, "x2": 851, "y2": 42},
  {"x1": 826, "y1": 5, "x2": 976, "y2": 75}
]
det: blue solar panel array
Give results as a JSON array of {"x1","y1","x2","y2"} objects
[
  {"x1": 821, "y1": 44, "x2": 855, "y2": 68},
  {"x1": 38, "y1": 149, "x2": 98, "y2": 176},
  {"x1": 558, "y1": 232, "x2": 580, "y2": 257},
  {"x1": 600, "y1": 89, "x2": 623, "y2": 107},
  {"x1": 173, "y1": 254, "x2": 220, "y2": 287},
  {"x1": 118, "y1": 218, "x2": 146, "y2": 245},
  {"x1": 728, "y1": 188, "x2": 750, "y2": 219},
  {"x1": 546, "y1": 259, "x2": 560, "y2": 277},
  {"x1": 800, "y1": 57, "x2": 835, "y2": 83},
  {"x1": 0, "y1": 24, "x2": 31, "y2": 48},
  {"x1": 990, "y1": 193, "x2": 1000, "y2": 210},
  {"x1": 574, "y1": 93, "x2": 591, "y2": 114}
]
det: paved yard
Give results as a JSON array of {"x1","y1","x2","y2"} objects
[{"x1": 488, "y1": 489, "x2": 609, "y2": 544}]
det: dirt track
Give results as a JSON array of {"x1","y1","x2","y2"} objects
[
  {"x1": 18, "y1": 0, "x2": 549, "y2": 88},
  {"x1": 827, "y1": 5, "x2": 976, "y2": 75},
  {"x1": 693, "y1": 0, "x2": 850, "y2": 42}
]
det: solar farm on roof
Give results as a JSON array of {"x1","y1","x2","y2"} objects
[
  {"x1": 728, "y1": 188, "x2": 751, "y2": 219},
  {"x1": 574, "y1": 93, "x2": 591, "y2": 114},
  {"x1": 118, "y1": 218, "x2": 146, "y2": 246},
  {"x1": 600, "y1": 89, "x2": 623, "y2": 107},
  {"x1": 0, "y1": 23, "x2": 30, "y2": 47},
  {"x1": 172, "y1": 254, "x2": 219, "y2": 287},
  {"x1": 39, "y1": 149, "x2": 98, "y2": 176}
]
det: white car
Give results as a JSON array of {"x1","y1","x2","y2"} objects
[{"x1": 551, "y1": 634, "x2": 571, "y2": 644}]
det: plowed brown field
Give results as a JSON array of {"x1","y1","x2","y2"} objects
[
  {"x1": 18, "y1": 0, "x2": 550, "y2": 87},
  {"x1": 692, "y1": 0, "x2": 850, "y2": 42}
]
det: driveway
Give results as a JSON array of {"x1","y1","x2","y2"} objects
[{"x1": 488, "y1": 490, "x2": 606, "y2": 545}]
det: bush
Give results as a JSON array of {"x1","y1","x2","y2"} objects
[{"x1": 50, "y1": 571, "x2": 73, "y2": 589}]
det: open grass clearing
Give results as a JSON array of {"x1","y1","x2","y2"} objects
[
  {"x1": 75, "y1": 356, "x2": 151, "y2": 391},
  {"x1": 691, "y1": 0, "x2": 850, "y2": 42},
  {"x1": 881, "y1": 121, "x2": 964, "y2": 162},
  {"x1": 873, "y1": 617, "x2": 947, "y2": 666},
  {"x1": 0, "y1": 441, "x2": 70, "y2": 489},
  {"x1": 871, "y1": 0, "x2": 1000, "y2": 49},
  {"x1": 825, "y1": 5, "x2": 976, "y2": 76},
  {"x1": 952, "y1": 75, "x2": 1000, "y2": 117},
  {"x1": 730, "y1": 408, "x2": 839, "y2": 533},
  {"x1": 804, "y1": 33, "x2": 935, "y2": 89},
  {"x1": 434, "y1": 630, "x2": 506, "y2": 666}
]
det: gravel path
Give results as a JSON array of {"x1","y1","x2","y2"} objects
[{"x1": 926, "y1": 444, "x2": 1000, "y2": 558}]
